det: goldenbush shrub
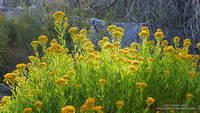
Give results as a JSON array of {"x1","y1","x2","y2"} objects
[{"x1": 0, "y1": 11, "x2": 200, "y2": 113}]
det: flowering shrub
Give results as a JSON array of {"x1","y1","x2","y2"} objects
[{"x1": 0, "y1": 11, "x2": 200, "y2": 113}]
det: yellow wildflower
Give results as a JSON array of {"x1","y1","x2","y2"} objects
[
  {"x1": 23, "y1": 108, "x2": 32, "y2": 113},
  {"x1": 103, "y1": 42, "x2": 114, "y2": 49},
  {"x1": 74, "y1": 84, "x2": 81, "y2": 88},
  {"x1": 38, "y1": 62, "x2": 47, "y2": 67},
  {"x1": 107, "y1": 25, "x2": 117, "y2": 32},
  {"x1": 92, "y1": 106, "x2": 103, "y2": 112},
  {"x1": 138, "y1": 30, "x2": 150, "y2": 39},
  {"x1": 77, "y1": 55, "x2": 84, "y2": 61},
  {"x1": 69, "y1": 27, "x2": 78, "y2": 33},
  {"x1": 191, "y1": 63, "x2": 197, "y2": 68},
  {"x1": 129, "y1": 65, "x2": 137, "y2": 72},
  {"x1": 136, "y1": 82, "x2": 147, "y2": 89},
  {"x1": 183, "y1": 39, "x2": 191, "y2": 47},
  {"x1": 55, "y1": 78, "x2": 68, "y2": 86},
  {"x1": 84, "y1": 97, "x2": 96, "y2": 106},
  {"x1": 99, "y1": 79, "x2": 107, "y2": 85},
  {"x1": 50, "y1": 39, "x2": 58, "y2": 45},
  {"x1": 1, "y1": 96, "x2": 10, "y2": 104},
  {"x1": 61, "y1": 106, "x2": 76, "y2": 113},
  {"x1": 116, "y1": 27, "x2": 124, "y2": 33},
  {"x1": 146, "y1": 97, "x2": 155, "y2": 105},
  {"x1": 4, "y1": 73, "x2": 17, "y2": 84},
  {"x1": 116, "y1": 100, "x2": 124, "y2": 108},
  {"x1": 28, "y1": 56, "x2": 36, "y2": 62},
  {"x1": 130, "y1": 42, "x2": 137, "y2": 48},
  {"x1": 196, "y1": 42, "x2": 200, "y2": 48},
  {"x1": 186, "y1": 93, "x2": 193, "y2": 99},
  {"x1": 131, "y1": 60, "x2": 140, "y2": 65},
  {"x1": 80, "y1": 29, "x2": 87, "y2": 34},
  {"x1": 74, "y1": 34, "x2": 85, "y2": 41},
  {"x1": 113, "y1": 42, "x2": 120, "y2": 48},
  {"x1": 173, "y1": 36, "x2": 180, "y2": 43},
  {"x1": 84, "y1": 41, "x2": 94, "y2": 48},
  {"x1": 113, "y1": 31, "x2": 124, "y2": 38},
  {"x1": 53, "y1": 11, "x2": 65, "y2": 20},
  {"x1": 80, "y1": 104, "x2": 89, "y2": 112},
  {"x1": 38, "y1": 35, "x2": 48, "y2": 43},
  {"x1": 63, "y1": 23, "x2": 69, "y2": 28},
  {"x1": 31, "y1": 41, "x2": 39, "y2": 47},
  {"x1": 16, "y1": 63, "x2": 26, "y2": 71},
  {"x1": 140, "y1": 27, "x2": 150, "y2": 32},
  {"x1": 163, "y1": 46, "x2": 174, "y2": 53},
  {"x1": 154, "y1": 29, "x2": 164, "y2": 40},
  {"x1": 34, "y1": 101, "x2": 43, "y2": 108},
  {"x1": 138, "y1": 57, "x2": 145, "y2": 61},
  {"x1": 102, "y1": 37, "x2": 109, "y2": 42},
  {"x1": 161, "y1": 40, "x2": 169, "y2": 46},
  {"x1": 188, "y1": 72, "x2": 196, "y2": 77},
  {"x1": 147, "y1": 57, "x2": 154, "y2": 63}
]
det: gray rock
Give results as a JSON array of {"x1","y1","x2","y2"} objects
[
  {"x1": 0, "y1": 7, "x2": 22, "y2": 19},
  {"x1": 0, "y1": 83, "x2": 11, "y2": 98}
]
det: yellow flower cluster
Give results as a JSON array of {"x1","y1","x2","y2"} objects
[
  {"x1": 186, "y1": 93, "x2": 193, "y2": 99},
  {"x1": 53, "y1": 11, "x2": 65, "y2": 20},
  {"x1": 34, "y1": 101, "x2": 43, "y2": 108},
  {"x1": 154, "y1": 29, "x2": 165, "y2": 41},
  {"x1": 38, "y1": 35, "x2": 48, "y2": 44},
  {"x1": 197, "y1": 42, "x2": 200, "y2": 48},
  {"x1": 23, "y1": 108, "x2": 32, "y2": 113},
  {"x1": 116, "y1": 100, "x2": 124, "y2": 108},
  {"x1": 3, "y1": 72, "x2": 17, "y2": 84},
  {"x1": 138, "y1": 27, "x2": 150, "y2": 39},
  {"x1": 146, "y1": 97, "x2": 155, "y2": 105},
  {"x1": 107, "y1": 25, "x2": 124, "y2": 40},
  {"x1": 183, "y1": 39, "x2": 191, "y2": 47},
  {"x1": 188, "y1": 72, "x2": 196, "y2": 78},
  {"x1": 61, "y1": 105, "x2": 76, "y2": 113},
  {"x1": 136, "y1": 82, "x2": 147, "y2": 89},
  {"x1": 80, "y1": 97, "x2": 103, "y2": 113},
  {"x1": 173, "y1": 36, "x2": 180, "y2": 44},
  {"x1": 99, "y1": 79, "x2": 107, "y2": 86},
  {"x1": 47, "y1": 41, "x2": 69, "y2": 54}
]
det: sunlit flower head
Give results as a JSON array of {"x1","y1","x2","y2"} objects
[
  {"x1": 38, "y1": 35, "x2": 48, "y2": 43},
  {"x1": 138, "y1": 30, "x2": 150, "y2": 39},
  {"x1": 183, "y1": 39, "x2": 191, "y2": 47},
  {"x1": 99, "y1": 79, "x2": 107, "y2": 86},
  {"x1": 61, "y1": 106, "x2": 76, "y2": 113},
  {"x1": 186, "y1": 93, "x2": 193, "y2": 99},
  {"x1": 69, "y1": 27, "x2": 78, "y2": 33},
  {"x1": 34, "y1": 101, "x2": 43, "y2": 108},
  {"x1": 146, "y1": 97, "x2": 155, "y2": 105},
  {"x1": 107, "y1": 25, "x2": 117, "y2": 32},
  {"x1": 161, "y1": 40, "x2": 168, "y2": 46},
  {"x1": 188, "y1": 72, "x2": 196, "y2": 77},
  {"x1": 154, "y1": 29, "x2": 164, "y2": 40},
  {"x1": 53, "y1": 11, "x2": 65, "y2": 20},
  {"x1": 31, "y1": 41, "x2": 39, "y2": 47},
  {"x1": 116, "y1": 100, "x2": 124, "y2": 108},
  {"x1": 23, "y1": 108, "x2": 32, "y2": 113},
  {"x1": 136, "y1": 82, "x2": 147, "y2": 89},
  {"x1": 84, "y1": 97, "x2": 96, "y2": 106}
]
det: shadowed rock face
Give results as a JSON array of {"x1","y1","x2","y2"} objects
[
  {"x1": 0, "y1": 83, "x2": 11, "y2": 98},
  {"x1": 0, "y1": 0, "x2": 23, "y2": 19}
]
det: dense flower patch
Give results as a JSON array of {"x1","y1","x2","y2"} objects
[{"x1": 0, "y1": 11, "x2": 200, "y2": 113}]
